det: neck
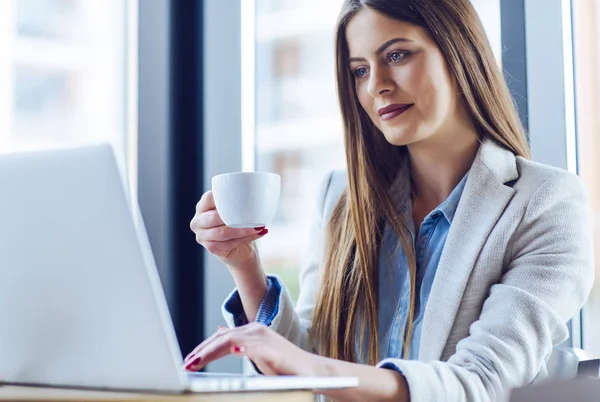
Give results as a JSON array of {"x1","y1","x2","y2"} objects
[{"x1": 407, "y1": 130, "x2": 480, "y2": 207}]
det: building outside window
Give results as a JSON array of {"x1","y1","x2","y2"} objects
[{"x1": 0, "y1": 0, "x2": 132, "y2": 171}]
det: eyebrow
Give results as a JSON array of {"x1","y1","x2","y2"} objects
[{"x1": 348, "y1": 37, "x2": 414, "y2": 63}]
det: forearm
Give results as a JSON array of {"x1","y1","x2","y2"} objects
[
  {"x1": 311, "y1": 356, "x2": 409, "y2": 402},
  {"x1": 228, "y1": 250, "x2": 268, "y2": 322}
]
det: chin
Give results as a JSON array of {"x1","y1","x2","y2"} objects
[{"x1": 380, "y1": 129, "x2": 419, "y2": 147}]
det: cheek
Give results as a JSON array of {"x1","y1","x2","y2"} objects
[
  {"x1": 401, "y1": 56, "x2": 453, "y2": 121},
  {"x1": 356, "y1": 85, "x2": 375, "y2": 117},
  {"x1": 394, "y1": 63, "x2": 438, "y2": 119},
  {"x1": 416, "y1": 80, "x2": 435, "y2": 107},
  {"x1": 414, "y1": 76, "x2": 453, "y2": 124}
]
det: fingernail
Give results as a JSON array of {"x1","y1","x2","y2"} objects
[
  {"x1": 253, "y1": 226, "x2": 266, "y2": 231},
  {"x1": 185, "y1": 356, "x2": 202, "y2": 369},
  {"x1": 257, "y1": 229, "x2": 268, "y2": 236},
  {"x1": 233, "y1": 345, "x2": 246, "y2": 354}
]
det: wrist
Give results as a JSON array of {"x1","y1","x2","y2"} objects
[
  {"x1": 228, "y1": 249, "x2": 263, "y2": 277},
  {"x1": 229, "y1": 254, "x2": 267, "y2": 289},
  {"x1": 304, "y1": 354, "x2": 337, "y2": 377}
]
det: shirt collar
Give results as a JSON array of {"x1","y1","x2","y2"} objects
[
  {"x1": 435, "y1": 172, "x2": 469, "y2": 223},
  {"x1": 388, "y1": 157, "x2": 469, "y2": 224}
]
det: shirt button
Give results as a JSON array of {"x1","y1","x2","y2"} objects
[{"x1": 431, "y1": 212, "x2": 440, "y2": 219}]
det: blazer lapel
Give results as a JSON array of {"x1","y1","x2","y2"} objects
[{"x1": 419, "y1": 139, "x2": 519, "y2": 362}]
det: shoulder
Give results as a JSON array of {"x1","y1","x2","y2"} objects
[
  {"x1": 316, "y1": 170, "x2": 347, "y2": 225},
  {"x1": 508, "y1": 158, "x2": 594, "y2": 296},
  {"x1": 511, "y1": 158, "x2": 590, "y2": 229},
  {"x1": 327, "y1": 169, "x2": 348, "y2": 199},
  {"x1": 513, "y1": 157, "x2": 587, "y2": 202}
]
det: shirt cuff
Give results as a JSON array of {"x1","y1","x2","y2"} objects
[
  {"x1": 379, "y1": 361, "x2": 405, "y2": 375},
  {"x1": 379, "y1": 362, "x2": 410, "y2": 399},
  {"x1": 222, "y1": 275, "x2": 282, "y2": 327}
]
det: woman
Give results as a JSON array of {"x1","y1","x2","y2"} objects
[{"x1": 187, "y1": 0, "x2": 594, "y2": 401}]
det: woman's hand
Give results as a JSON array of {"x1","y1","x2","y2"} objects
[
  {"x1": 190, "y1": 190, "x2": 268, "y2": 270},
  {"x1": 183, "y1": 322, "x2": 318, "y2": 376},
  {"x1": 191, "y1": 190, "x2": 270, "y2": 322},
  {"x1": 183, "y1": 323, "x2": 409, "y2": 402}
]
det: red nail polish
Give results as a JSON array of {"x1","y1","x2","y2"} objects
[
  {"x1": 233, "y1": 345, "x2": 246, "y2": 354},
  {"x1": 186, "y1": 356, "x2": 202, "y2": 369},
  {"x1": 253, "y1": 226, "x2": 266, "y2": 231},
  {"x1": 257, "y1": 229, "x2": 268, "y2": 236}
]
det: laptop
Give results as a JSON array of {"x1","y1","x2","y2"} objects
[{"x1": 0, "y1": 144, "x2": 358, "y2": 393}]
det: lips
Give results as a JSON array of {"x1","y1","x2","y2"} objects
[{"x1": 377, "y1": 104, "x2": 413, "y2": 122}]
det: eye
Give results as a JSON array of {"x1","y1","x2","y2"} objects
[
  {"x1": 388, "y1": 51, "x2": 408, "y2": 62},
  {"x1": 353, "y1": 67, "x2": 369, "y2": 78}
]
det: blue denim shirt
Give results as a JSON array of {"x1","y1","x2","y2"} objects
[{"x1": 224, "y1": 173, "x2": 468, "y2": 363}]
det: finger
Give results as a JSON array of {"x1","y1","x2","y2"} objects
[
  {"x1": 186, "y1": 331, "x2": 245, "y2": 371},
  {"x1": 191, "y1": 211, "x2": 266, "y2": 233},
  {"x1": 230, "y1": 341, "x2": 278, "y2": 376},
  {"x1": 193, "y1": 210, "x2": 224, "y2": 230},
  {"x1": 191, "y1": 333, "x2": 244, "y2": 370},
  {"x1": 184, "y1": 355, "x2": 205, "y2": 372},
  {"x1": 195, "y1": 191, "x2": 216, "y2": 213},
  {"x1": 197, "y1": 225, "x2": 263, "y2": 243},
  {"x1": 187, "y1": 323, "x2": 261, "y2": 369},
  {"x1": 248, "y1": 323, "x2": 303, "y2": 376},
  {"x1": 228, "y1": 328, "x2": 282, "y2": 376},
  {"x1": 190, "y1": 211, "x2": 222, "y2": 233},
  {"x1": 202, "y1": 232, "x2": 266, "y2": 255},
  {"x1": 184, "y1": 327, "x2": 231, "y2": 364}
]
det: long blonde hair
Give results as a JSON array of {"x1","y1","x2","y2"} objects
[{"x1": 311, "y1": 0, "x2": 530, "y2": 366}]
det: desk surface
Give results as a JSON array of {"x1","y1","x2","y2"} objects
[{"x1": 0, "y1": 386, "x2": 313, "y2": 402}]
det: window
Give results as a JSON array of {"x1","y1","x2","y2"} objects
[
  {"x1": 251, "y1": 1, "x2": 502, "y2": 302},
  {"x1": 0, "y1": 0, "x2": 133, "y2": 172},
  {"x1": 253, "y1": 0, "x2": 345, "y2": 301},
  {"x1": 572, "y1": 0, "x2": 600, "y2": 357}
]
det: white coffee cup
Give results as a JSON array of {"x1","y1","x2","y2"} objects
[{"x1": 211, "y1": 172, "x2": 281, "y2": 228}]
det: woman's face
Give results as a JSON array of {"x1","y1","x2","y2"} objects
[{"x1": 346, "y1": 8, "x2": 463, "y2": 147}]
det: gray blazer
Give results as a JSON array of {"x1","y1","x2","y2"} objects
[{"x1": 223, "y1": 138, "x2": 595, "y2": 401}]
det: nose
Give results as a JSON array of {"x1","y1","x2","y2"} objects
[{"x1": 367, "y1": 66, "x2": 394, "y2": 98}]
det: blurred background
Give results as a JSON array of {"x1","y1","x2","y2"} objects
[{"x1": 1, "y1": 0, "x2": 598, "y2": 373}]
